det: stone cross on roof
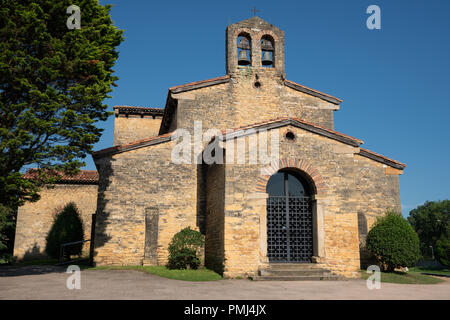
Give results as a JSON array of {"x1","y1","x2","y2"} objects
[{"x1": 251, "y1": 6, "x2": 260, "y2": 17}]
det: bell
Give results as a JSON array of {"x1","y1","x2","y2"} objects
[
  {"x1": 262, "y1": 51, "x2": 273, "y2": 66},
  {"x1": 261, "y1": 39, "x2": 274, "y2": 50},
  {"x1": 239, "y1": 37, "x2": 250, "y2": 48},
  {"x1": 238, "y1": 49, "x2": 250, "y2": 66}
]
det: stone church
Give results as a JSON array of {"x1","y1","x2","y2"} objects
[{"x1": 14, "y1": 17, "x2": 405, "y2": 279}]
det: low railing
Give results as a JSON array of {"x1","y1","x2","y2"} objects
[{"x1": 58, "y1": 239, "x2": 91, "y2": 265}]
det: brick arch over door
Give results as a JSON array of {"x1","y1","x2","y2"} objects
[{"x1": 255, "y1": 157, "x2": 328, "y2": 195}]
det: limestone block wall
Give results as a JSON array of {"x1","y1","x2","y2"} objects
[
  {"x1": 93, "y1": 140, "x2": 200, "y2": 266},
  {"x1": 216, "y1": 126, "x2": 401, "y2": 278},
  {"x1": 113, "y1": 115, "x2": 162, "y2": 146},
  {"x1": 172, "y1": 71, "x2": 337, "y2": 138},
  {"x1": 13, "y1": 184, "x2": 98, "y2": 261},
  {"x1": 353, "y1": 154, "x2": 402, "y2": 266}
]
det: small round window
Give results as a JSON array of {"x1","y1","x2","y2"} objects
[{"x1": 285, "y1": 131, "x2": 296, "y2": 141}]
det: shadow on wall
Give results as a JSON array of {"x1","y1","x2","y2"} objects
[
  {"x1": 90, "y1": 155, "x2": 114, "y2": 264},
  {"x1": 358, "y1": 211, "x2": 377, "y2": 269},
  {"x1": 204, "y1": 159, "x2": 226, "y2": 275},
  {"x1": 19, "y1": 243, "x2": 47, "y2": 261}
]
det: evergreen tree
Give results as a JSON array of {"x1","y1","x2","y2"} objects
[{"x1": 0, "y1": 0, "x2": 123, "y2": 207}]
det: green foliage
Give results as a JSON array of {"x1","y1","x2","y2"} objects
[
  {"x1": 408, "y1": 200, "x2": 450, "y2": 259},
  {"x1": 166, "y1": 227, "x2": 204, "y2": 270},
  {"x1": 0, "y1": 0, "x2": 124, "y2": 208},
  {"x1": 0, "y1": 204, "x2": 16, "y2": 264},
  {"x1": 360, "y1": 269, "x2": 444, "y2": 284},
  {"x1": 366, "y1": 211, "x2": 421, "y2": 272},
  {"x1": 45, "y1": 202, "x2": 84, "y2": 258},
  {"x1": 435, "y1": 234, "x2": 450, "y2": 267}
]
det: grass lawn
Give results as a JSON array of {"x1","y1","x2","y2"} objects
[
  {"x1": 360, "y1": 269, "x2": 445, "y2": 284},
  {"x1": 409, "y1": 266, "x2": 450, "y2": 276},
  {"x1": 2, "y1": 258, "x2": 222, "y2": 281},
  {"x1": 86, "y1": 265, "x2": 223, "y2": 281}
]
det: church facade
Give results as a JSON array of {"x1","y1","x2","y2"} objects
[
  {"x1": 91, "y1": 17, "x2": 405, "y2": 278},
  {"x1": 14, "y1": 17, "x2": 405, "y2": 279}
]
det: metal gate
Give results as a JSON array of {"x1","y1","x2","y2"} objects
[{"x1": 267, "y1": 195, "x2": 313, "y2": 262}]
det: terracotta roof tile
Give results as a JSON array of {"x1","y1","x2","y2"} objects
[
  {"x1": 359, "y1": 148, "x2": 407, "y2": 168},
  {"x1": 284, "y1": 79, "x2": 342, "y2": 104},
  {"x1": 169, "y1": 75, "x2": 230, "y2": 92},
  {"x1": 220, "y1": 117, "x2": 363, "y2": 145},
  {"x1": 92, "y1": 132, "x2": 173, "y2": 158},
  {"x1": 23, "y1": 169, "x2": 99, "y2": 184}
]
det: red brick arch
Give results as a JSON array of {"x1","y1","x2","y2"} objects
[{"x1": 255, "y1": 157, "x2": 328, "y2": 195}]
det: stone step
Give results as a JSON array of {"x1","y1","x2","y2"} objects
[
  {"x1": 266, "y1": 263, "x2": 327, "y2": 271},
  {"x1": 254, "y1": 263, "x2": 346, "y2": 281},
  {"x1": 258, "y1": 269, "x2": 333, "y2": 277},
  {"x1": 252, "y1": 275, "x2": 343, "y2": 281}
]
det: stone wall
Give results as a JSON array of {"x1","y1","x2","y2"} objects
[
  {"x1": 113, "y1": 114, "x2": 162, "y2": 146},
  {"x1": 214, "y1": 126, "x2": 401, "y2": 278},
  {"x1": 93, "y1": 140, "x2": 200, "y2": 266},
  {"x1": 172, "y1": 71, "x2": 337, "y2": 137},
  {"x1": 13, "y1": 184, "x2": 98, "y2": 261}
]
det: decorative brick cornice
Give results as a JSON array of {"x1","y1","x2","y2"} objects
[
  {"x1": 113, "y1": 106, "x2": 164, "y2": 117},
  {"x1": 256, "y1": 157, "x2": 328, "y2": 195}
]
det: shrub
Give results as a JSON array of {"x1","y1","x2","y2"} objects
[
  {"x1": 166, "y1": 227, "x2": 204, "y2": 270},
  {"x1": 366, "y1": 211, "x2": 421, "y2": 272},
  {"x1": 436, "y1": 234, "x2": 450, "y2": 267},
  {"x1": 45, "y1": 202, "x2": 84, "y2": 259}
]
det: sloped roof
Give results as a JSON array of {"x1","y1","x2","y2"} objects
[
  {"x1": 94, "y1": 117, "x2": 361, "y2": 157},
  {"x1": 358, "y1": 148, "x2": 406, "y2": 169},
  {"x1": 284, "y1": 80, "x2": 342, "y2": 105},
  {"x1": 92, "y1": 132, "x2": 173, "y2": 159},
  {"x1": 93, "y1": 116, "x2": 405, "y2": 169},
  {"x1": 218, "y1": 117, "x2": 362, "y2": 146},
  {"x1": 169, "y1": 75, "x2": 231, "y2": 94},
  {"x1": 227, "y1": 16, "x2": 283, "y2": 33},
  {"x1": 23, "y1": 169, "x2": 99, "y2": 184}
]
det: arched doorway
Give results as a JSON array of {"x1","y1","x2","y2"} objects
[{"x1": 266, "y1": 169, "x2": 314, "y2": 263}]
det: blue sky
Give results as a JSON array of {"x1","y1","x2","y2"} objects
[{"x1": 92, "y1": 0, "x2": 450, "y2": 217}]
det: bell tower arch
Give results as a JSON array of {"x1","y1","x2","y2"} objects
[{"x1": 226, "y1": 16, "x2": 285, "y2": 77}]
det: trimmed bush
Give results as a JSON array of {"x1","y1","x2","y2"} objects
[
  {"x1": 436, "y1": 234, "x2": 450, "y2": 267},
  {"x1": 45, "y1": 202, "x2": 84, "y2": 259},
  {"x1": 366, "y1": 211, "x2": 420, "y2": 272},
  {"x1": 166, "y1": 227, "x2": 204, "y2": 270}
]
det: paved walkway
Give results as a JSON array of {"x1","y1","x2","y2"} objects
[{"x1": 0, "y1": 266, "x2": 449, "y2": 300}]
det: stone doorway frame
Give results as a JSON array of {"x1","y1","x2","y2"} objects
[{"x1": 253, "y1": 157, "x2": 327, "y2": 267}]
